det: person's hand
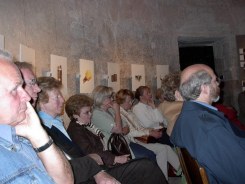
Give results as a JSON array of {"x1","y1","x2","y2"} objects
[
  {"x1": 149, "y1": 129, "x2": 162, "y2": 139},
  {"x1": 15, "y1": 102, "x2": 49, "y2": 147},
  {"x1": 89, "y1": 153, "x2": 104, "y2": 165},
  {"x1": 94, "y1": 171, "x2": 121, "y2": 184},
  {"x1": 114, "y1": 154, "x2": 130, "y2": 164},
  {"x1": 122, "y1": 126, "x2": 129, "y2": 135},
  {"x1": 147, "y1": 99, "x2": 156, "y2": 109},
  {"x1": 110, "y1": 102, "x2": 120, "y2": 112}
]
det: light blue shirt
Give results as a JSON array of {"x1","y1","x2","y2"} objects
[
  {"x1": 38, "y1": 111, "x2": 71, "y2": 140},
  {"x1": 0, "y1": 124, "x2": 55, "y2": 183},
  {"x1": 192, "y1": 100, "x2": 218, "y2": 111}
]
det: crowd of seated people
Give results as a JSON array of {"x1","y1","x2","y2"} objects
[
  {"x1": 35, "y1": 76, "x2": 167, "y2": 184},
  {"x1": 4, "y1": 46, "x2": 245, "y2": 184}
]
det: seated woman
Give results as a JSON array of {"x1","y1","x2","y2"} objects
[
  {"x1": 157, "y1": 72, "x2": 183, "y2": 136},
  {"x1": 116, "y1": 89, "x2": 180, "y2": 180},
  {"x1": 66, "y1": 94, "x2": 130, "y2": 167},
  {"x1": 91, "y1": 85, "x2": 156, "y2": 160},
  {"x1": 133, "y1": 86, "x2": 173, "y2": 146}
]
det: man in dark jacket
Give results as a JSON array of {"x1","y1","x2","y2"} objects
[{"x1": 171, "y1": 64, "x2": 245, "y2": 184}]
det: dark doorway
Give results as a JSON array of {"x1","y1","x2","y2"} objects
[{"x1": 179, "y1": 46, "x2": 215, "y2": 72}]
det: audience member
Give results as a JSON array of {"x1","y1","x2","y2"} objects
[
  {"x1": 213, "y1": 100, "x2": 245, "y2": 131},
  {"x1": 37, "y1": 77, "x2": 167, "y2": 184},
  {"x1": 116, "y1": 89, "x2": 180, "y2": 179},
  {"x1": 238, "y1": 91, "x2": 245, "y2": 124},
  {"x1": 91, "y1": 85, "x2": 156, "y2": 160},
  {"x1": 155, "y1": 88, "x2": 164, "y2": 106},
  {"x1": 133, "y1": 86, "x2": 172, "y2": 146},
  {"x1": 66, "y1": 94, "x2": 130, "y2": 167},
  {"x1": 14, "y1": 61, "x2": 41, "y2": 107},
  {"x1": 157, "y1": 72, "x2": 183, "y2": 136},
  {"x1": 0, "y1": 50, "x2": 73, "y2": 184},
  {"x1": 171, "y1": 64, "x2": 245, "y2": 183}
]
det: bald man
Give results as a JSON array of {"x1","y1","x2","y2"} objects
[{"x1": 171, "y1": 64, "x2": 245, "y2": 184}]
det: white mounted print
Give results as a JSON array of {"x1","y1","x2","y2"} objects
[
  {"x1": 79, "y1": 59, "x2": 94, "y2": 93},
  {"x1": 0, "y1": 34, "x2": 4, "y2": 49},
  {"x1": 156, "y1": 65, "x2": 169, "y2": 88},
  {"x1": 108, "y1": 62, "x2": 120, "y2": 92},
  {"x1": 50, "y1": 54, "x2": 68, "y2": 97},
  {"x1": 19, "y1": 44, "x2": 35, "y2": 71},
  {"x1": 131, "y1": 64, "x2": 145, "y2": 91}
]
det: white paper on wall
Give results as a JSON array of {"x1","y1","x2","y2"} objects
[
  {"x1": 131, "y1": 64, "x2": 145, "y2": 91},
  {"x1": 240, "y1": 55, "x2": 244, "y2": 61},
  {"x1": 156, "y1": 65, "x2": 169, "y2": 88},
  {"x1": 50, "y1": 54, "x2": 68, "y2": 97},
  {"x1": 19, "y1": 44, "x2": 35, "y2": 71},
  {"x1": 0, "y1": 34, "x2": 4, "y2": 49},
  {"x1": 79, "y1": 59, "x2": 94, "y2": 93},
  {"x1": 108, "y1": 62, "x2": 120, "y2": 92},
  {"x1": 239, "y1": 48, "x2": 244, "y2": 54}
]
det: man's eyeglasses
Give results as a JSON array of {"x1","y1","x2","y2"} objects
[{"x1": 24, "y1": 78, "x2": 37, "y2": 87}]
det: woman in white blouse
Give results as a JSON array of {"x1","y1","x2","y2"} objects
[
  {"x1": 133, "y1": 86, "x2": 173, "y2": 146},
  {"x1": 116, "y1": 89, "x2": 180, "y2": 180}
]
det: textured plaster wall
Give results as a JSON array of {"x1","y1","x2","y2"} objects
[{"x1": 0, "y1": 0, "x2": 245, "y2": 108}]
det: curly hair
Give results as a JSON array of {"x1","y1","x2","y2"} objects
[
  {"x1": 161, "y1": 72, "x2": 180, "y2": 102},
  {"x1": 65, "y1": 94, "x2": 93, "y2": 120}
]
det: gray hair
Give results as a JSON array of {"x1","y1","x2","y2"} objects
[
  {"x1": 92, "y1": 85, "x2": 113, "y2": 108},
  {"x1": 180, "y1": 70, "x2": 212, "y2": 101},
  {"x1": 0, "y1": 49, "x2": 13, "y2": 61}
]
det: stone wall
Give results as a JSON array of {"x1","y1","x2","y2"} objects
[{"x1": 0, "y1": 0, "x2": 245, "y2": 108}]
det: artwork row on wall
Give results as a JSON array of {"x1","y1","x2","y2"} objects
[{"x1": 13, "y1": 43, "x2": 169, "y2": 95}]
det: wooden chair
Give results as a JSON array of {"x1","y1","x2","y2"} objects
[{"x1": 176, "y1": 147, "x2": 209, "y2": 184}]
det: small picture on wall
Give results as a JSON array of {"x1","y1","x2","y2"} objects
[{"x1": 80, "y1": 59, "x2": 94, "y2": 93}]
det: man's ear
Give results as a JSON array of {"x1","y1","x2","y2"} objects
[{"x1": 174, "y1": 90, "x2": 183, "y2": 101}]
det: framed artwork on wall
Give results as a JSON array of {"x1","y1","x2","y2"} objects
[
  {"x1": 156, "y1": 65, "x2": 169, "y2": 88},
  {"x1": 19, "y1": 44, "x2": 35, "y2": 72},
  {"x1": 131, "y1": 64, "x2": 145, "y2": 91},
  {"x1": 79, "y1": 59, "x2": 94, "y2": 93},
  {"x1": 108, "y1": 62, "x2": 120, "y2": 92},
  {"x1": 50, "y1": 54, "x2": 68, "y2": 97}
]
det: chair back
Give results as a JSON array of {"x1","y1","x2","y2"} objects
[{"x1": 176, "y1": 147, "x2": 209, "y2": 184}]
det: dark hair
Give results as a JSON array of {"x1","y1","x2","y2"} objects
[
  {"x1": 135, "y1": 86, "x2": 150, "y2": 100},
  {"x1": 14, "y1": 61, "x2": 33, "y2": 70},
  {"x1": 65, "y1": 94, "x2": 93, "y2": 120}
]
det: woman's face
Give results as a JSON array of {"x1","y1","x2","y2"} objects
[
  {"x1": 121, "y1": 95, "x2": 133, "y2": 111},
  {"x1": 101, "y1": 92, "x2": 114, "y2": 110},
  {"x1": 40, "y1": 88, "x2": 65, "y2": 117},
  {"x1": 76, "y1": 106, "x2": 92, "y2": 125},
  {"x1": 141, "y1": 88, "x2": 152, "y2": 102}
]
